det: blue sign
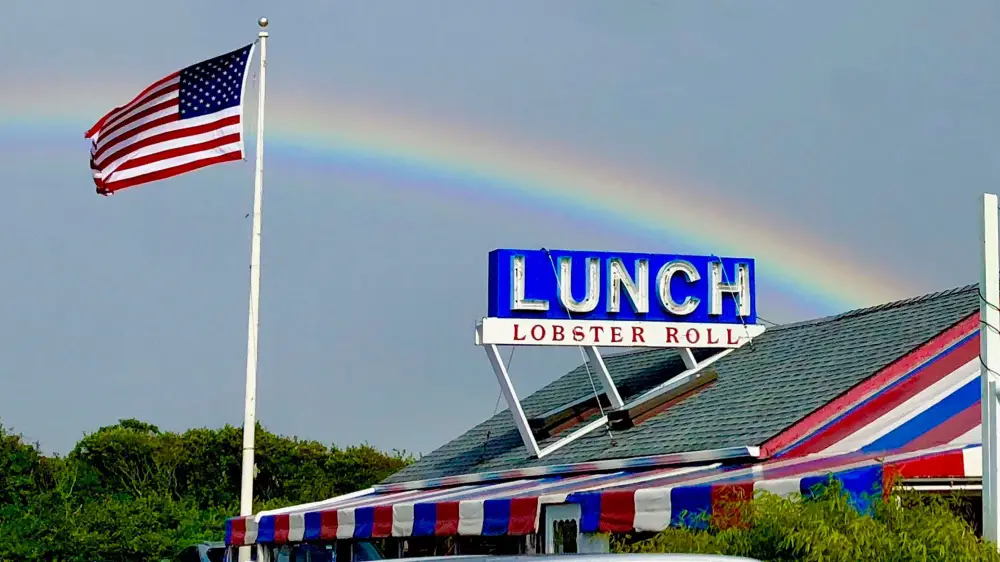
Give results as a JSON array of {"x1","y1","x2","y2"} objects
[{"x1": 487, "y1": 248, "x2": 756, "y2": 324}]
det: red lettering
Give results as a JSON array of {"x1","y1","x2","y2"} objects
[
  {"x1": 589, "y1": 326, "x2": 605, "y2": 342},
  {"x1": 727, "y1": 328, "x2": 740, "y2": 345},
  {"x1": 552, "y1": 325, "x2": 565, "y2": 341},
  {"x1": 513, "y1": 324, "x2": 527, "y2": 341},
  {"x1": 665, "y1": 327, "x2": 679, "y2": 344},
  {"x1": 685, "y1": 328, "x2": 700, "y2": 345},
  {"x1": 610, "y1": 326, "x2": 623, "y2": 343},
  {"x1": 706, "y1": 328, "x2": 719, "y2": 345},
  {"x1": 530, "y1": 325, "x2": 546, "y2": 341},
  {"x1": 573, "y1": 327, "x2": 585, "y2": 342},
  {"x1": 632, "y1": 326, "x2": 645, "y2": 343}
]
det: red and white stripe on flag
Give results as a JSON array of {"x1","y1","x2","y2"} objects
[{"x1": 86, "y1": 43, "x2": 255, "y2": 195}]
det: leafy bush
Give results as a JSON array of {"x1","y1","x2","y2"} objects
[
  {"x1": 616, "y1": 482, "x2": 999, "y2": 562},
  {"x1": 0, "y1": 419, "x2": 413, "y2": 562}
]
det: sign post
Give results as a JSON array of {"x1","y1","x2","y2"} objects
[
  {"x1": 475, "y1": 248, "x2": 764, "y2": 458},
  {"x1": 982, "y1": 194, "x2": 1000, "y2": 544}
]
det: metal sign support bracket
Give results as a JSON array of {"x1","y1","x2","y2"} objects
[
  {"x1": 475, "y1": 321, "x2": 763, "y2": 459},
  {"x1": 477, "y1": 324, "x2": 622, "y2": 459}
]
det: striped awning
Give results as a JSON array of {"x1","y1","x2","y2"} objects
[{"x1": 225, "y1": 442, "x2": 979, "y2": 546}]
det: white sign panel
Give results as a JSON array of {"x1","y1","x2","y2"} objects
[{"x1": 478, "y1": 317, "x2": 765, "y2": 348}]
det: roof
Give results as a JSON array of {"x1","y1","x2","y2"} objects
[{"x1": 385, "y1": 284, "x2": 980, "y2": 484}]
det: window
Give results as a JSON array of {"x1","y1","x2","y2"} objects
[{"x1": 552, "y1": 520, "x2": 578, "y2": 554}]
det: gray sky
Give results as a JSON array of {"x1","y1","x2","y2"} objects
[{"x1": 1, "y1": 0, "x2": 998, "y2": 457}]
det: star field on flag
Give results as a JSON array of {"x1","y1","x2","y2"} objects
[{"x1": 86, "y1": 44, "x2": 255, "y2": 195}]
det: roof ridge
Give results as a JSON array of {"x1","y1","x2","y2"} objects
[
  {"x1": 764, "y1": 283, "x2": 978, "y2": 332},
  {"x1": 541, "y1": 284, "x2": 979, "y2": 341}
]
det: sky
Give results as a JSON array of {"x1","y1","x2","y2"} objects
[{"x1": 1, "y1": 0, "x2": 998, "y2": 458}]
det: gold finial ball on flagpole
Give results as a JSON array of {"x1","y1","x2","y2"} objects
[{"x1": 258, "y1": 17, "x2": 269, "y2": 28}]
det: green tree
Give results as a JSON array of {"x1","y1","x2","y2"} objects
[
  {"x1": 0, "y1": 418, "x2": 413, "y2": 562},
  {"x1": 0, "y1": 423, "x2": 55, "y2": 506}
]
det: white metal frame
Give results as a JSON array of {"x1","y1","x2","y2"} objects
[
  {"x1": 475, "y1": 321, "x2": 762, "y2": 458},
  {"x1": 981, "y1": 192, "x2": 1000, "y2": 544},
  {"x1": 480, "y1": 339, "x2": 613, "y2": 458},
  {"x1": 621, "y1": 346, "x2": 736, "y2": 411}
]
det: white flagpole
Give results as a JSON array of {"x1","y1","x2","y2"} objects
[{"x1": 239, "y1": 16, "x2": 268, "y2": 562}]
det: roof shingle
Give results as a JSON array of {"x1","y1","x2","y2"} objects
[{"x1": 385, "y1": 284, "x2": 980, "y2": 484}]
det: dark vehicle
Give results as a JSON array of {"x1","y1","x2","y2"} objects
[
  {"x1": 394, "y1": 557, "x2": 759, "y2": 562},
  {"x1": 269, "y1": 541, "x2": 384, "y2": 562},
  {"x1": 264, "y1": 554, "x2": 757, "y2": 562},
  {"x1": 207, "y1": 545, "x2": 759, "y2": 562},
  {"x1": 174, "y1": 542, "x2": 242, "y2": 562}
]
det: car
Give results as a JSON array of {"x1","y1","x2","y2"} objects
[
  {"x1": 171, "y1": 542, "x2": 240, "y2": 562},
  {"x1": 349, "y1": 556, "x2": 759, "y2": 562},
  {"x1": 213, "y1": 544, "x2": 761, "y2": 562},
  {"x1": 261, "y1": 552, "x2": 758, "y2": 562},
  {"x1": 340, "y1": 553, "x2": 761, "y2": 562}
]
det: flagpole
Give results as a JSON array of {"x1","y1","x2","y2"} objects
[{"x1": 239, "y1": 16, "x2": 268, "y2": 562}]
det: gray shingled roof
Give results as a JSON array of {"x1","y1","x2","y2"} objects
[{"x1": 385, "y1": 285, "x2": 980, "y2": 484}]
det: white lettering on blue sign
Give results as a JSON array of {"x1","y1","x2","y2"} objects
[{"x1": 490, "y1": 249, "x2": 755, "y2": 324}]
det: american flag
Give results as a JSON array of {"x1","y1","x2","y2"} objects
[{"x1": 86, "y1": 44, "x2": 256, "y2": 195}]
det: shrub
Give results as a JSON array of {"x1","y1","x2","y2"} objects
[
  {"x1": 0, "y1": 419, "x2": 413, "y2": 561},
  {"x1": 615, "y1": 483, "x2": 1000, "y2": 562}
]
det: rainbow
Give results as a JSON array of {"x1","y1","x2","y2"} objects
[{"x1": 1, "y1": 77, "x2": 916, "y2": 314}]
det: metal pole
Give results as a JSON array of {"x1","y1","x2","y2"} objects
[
  {"x1": 239, "y1": 17, "x2": 268, "y2": 562},
  {"x1": 981, "y1": 193, "x2": 999, "y2": 544}
]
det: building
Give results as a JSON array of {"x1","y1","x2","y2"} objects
[{"x1": 227, "y1": 284, "x2": 983, "y2": 559}]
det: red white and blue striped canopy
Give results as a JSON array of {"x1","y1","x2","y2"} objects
[
  {"x1": 226, "y1": 443, "x2": 980, "y2": 546},
  {"x1": 227, "y1": 314, "x2": 986, "y2": 546}
]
